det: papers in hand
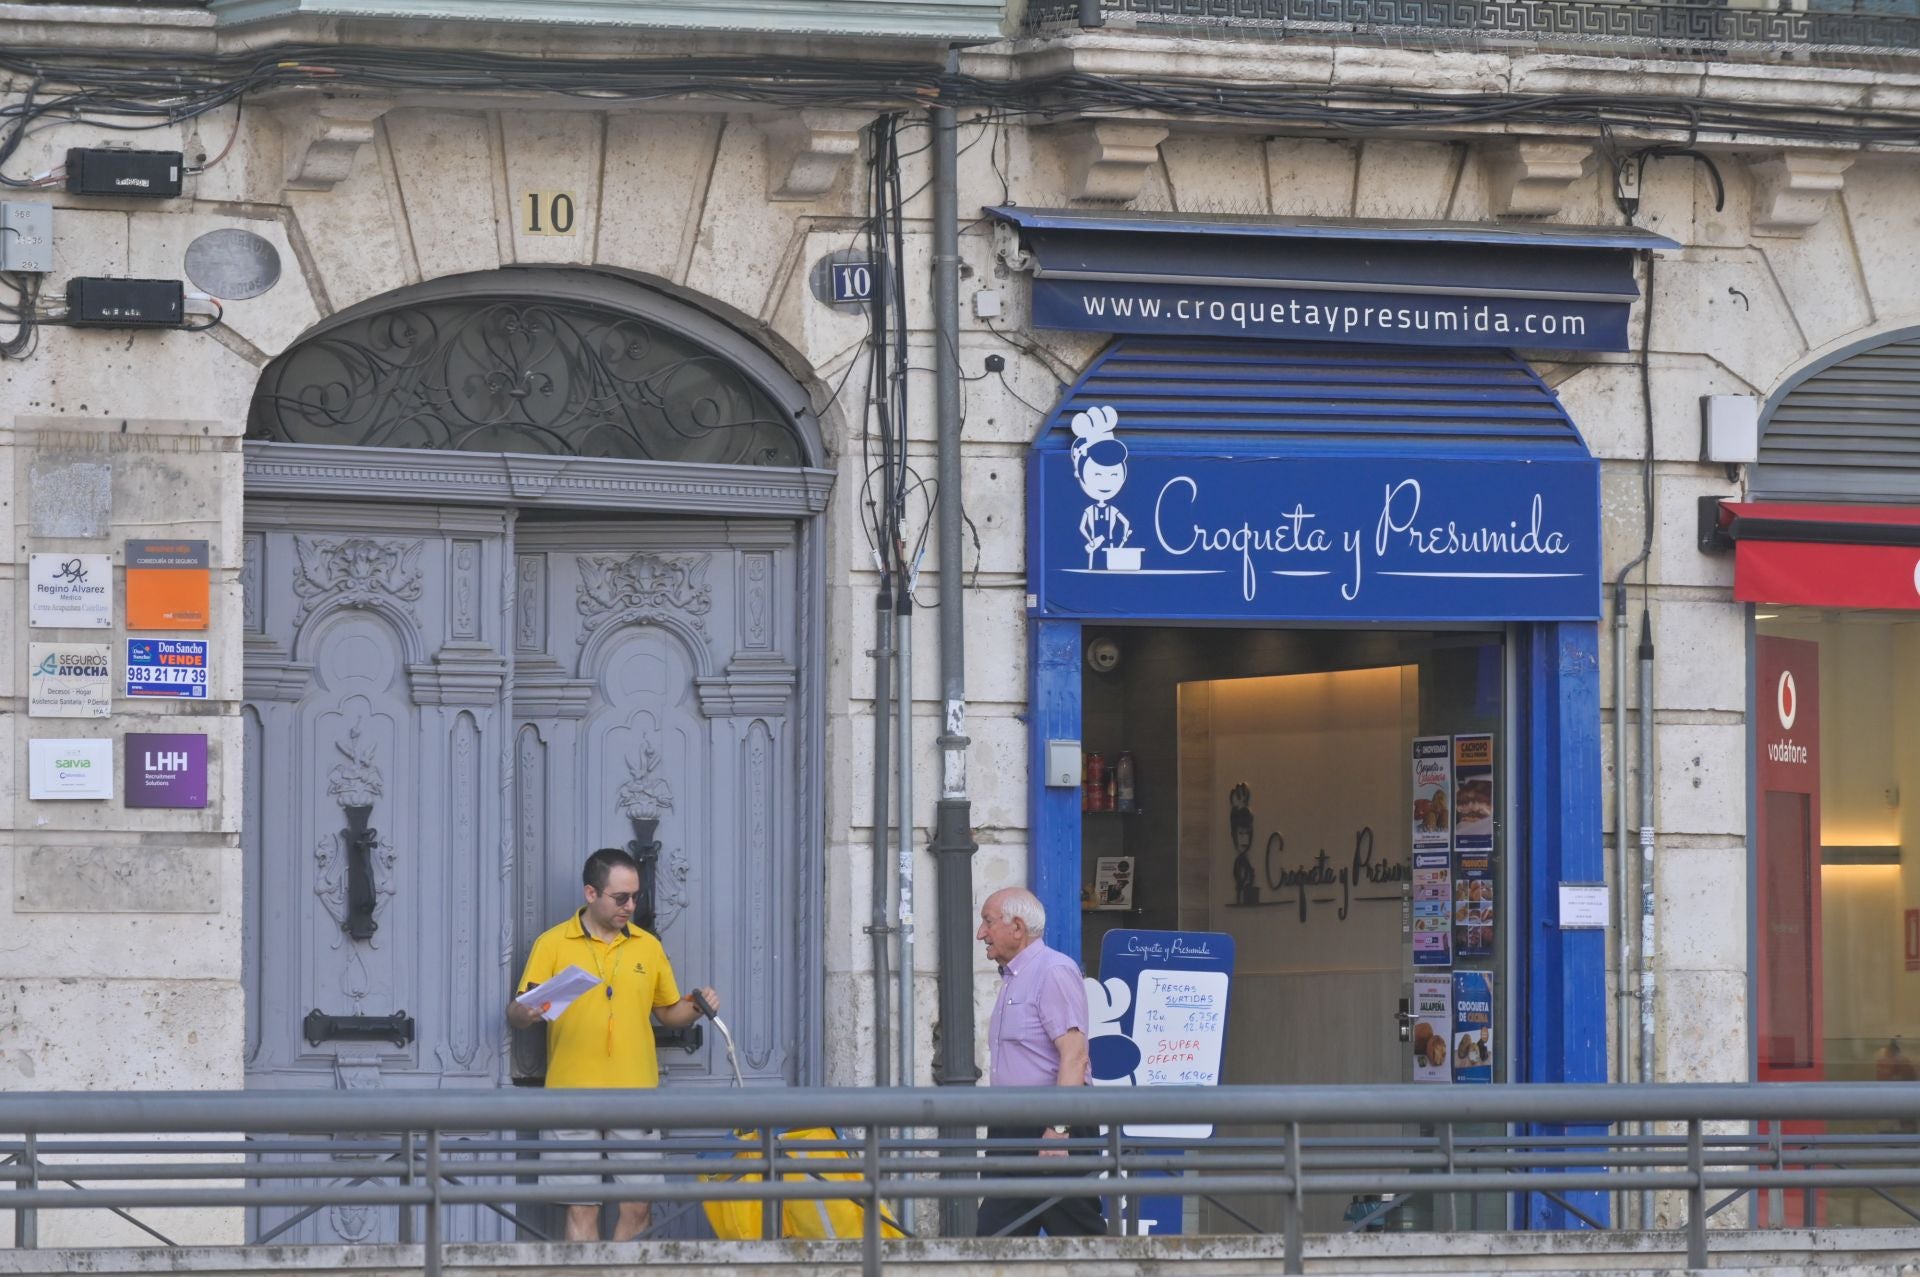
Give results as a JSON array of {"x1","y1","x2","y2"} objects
[{"x1": 515, "y1": 965, "x2": 601, "y2": 1021}]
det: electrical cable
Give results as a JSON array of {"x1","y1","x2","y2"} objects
[{"x1": 4, "y1": 44, "x2": 1920, "y2": 189}]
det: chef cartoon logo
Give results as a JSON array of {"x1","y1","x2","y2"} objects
[{"x1": 1071, "y1": 404, "x2": 1139, "y2": 572}]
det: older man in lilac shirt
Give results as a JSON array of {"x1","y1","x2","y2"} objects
[{"x1": 975, "y1": 887, "x2": 1105, "y2": 1237}]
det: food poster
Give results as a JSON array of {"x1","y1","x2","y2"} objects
[
  {"x1": 1451, "y1": 970, "x2": 1494, "y2": 1083},
  {"x1": 1410, "y1": 737, "x2": 1453, "y2": 967},
  {"x1": 1413, "y1": 853, "x2": 1453, "y2": 967},
  {"x1": 1453, "y1": 849, "x2": 1494, "y2": 959},
  {"x1": 1451, "y1": 734, "x2": 1494, "y2": 852},
  {"x1": 1411, "y1": 975, "x2": 1452, "y2": 1082},
  {"x1": 1411, "y1": 737, "x2": 1452, "y2": 851}
]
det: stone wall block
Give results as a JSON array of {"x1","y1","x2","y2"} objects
[
  {"x1": 1657, "y1": 968, "x2": 1749, "y2": 1083},
  {"x1": 1599, "y1": 462, "x2": 1651, "y2": 584},
  {"x1": 127, "y1": 212, "x2": 320, "y2": 358},
  {"x1": 1643, "y1": 358, "x2": 1770, "y2": 464},
  {"x1": 46, "y1": 208, "x2": 129, "y2": 294},
  {"x1": 0, "y1": 567, "x2": 14, "y2": 704},
  {"x1": 1655, "y1": 844, "x2": 1747, "y2": 973},
  {"x1": 1757, "y1": 210, "x2": 1871, "y2": 352},
  {"x1": 1554, "y1": 364, "x2": 1644, "y2": 462},
  {"x1": 1649, "y1": 252, "x2": 1804, "y2": 394},
  {"x1": 1636, "y1": 156, "x2": 1699, "y2": 246},
  {"x1": 184, "y1": 102, "x2": 279, "y2": 207},
  {"x1": 1655, "y1": 601, "x2": 1749, "y2": 714},
  {"x1": 1161, "y1": 136, "x2": 1270, "y2": 214},
  {"x1": 1265, "y1": 138, "x2": 1357, "y2": 217},
  {"x1": 11, "y1": 842, "x2": 223, "y2": 916},
  {"x1": 6, "y1": 328, "x2": 262, "y2": 428},
  {"x1": 1693, "y1": 155, "x2": 1755, "y2": 250},
  {"x1": 501, "y1": 111, "x2": 604, "y2": 265},
  {"x1": 1354, "y1": 140, "x2": 1457, "y2": 220},
  {"x1": 597, "y1": 113, "x2": 723, "y2": 285},
  {"x1": 287, "y1": 122, "x2": 418, "y2": 313},
  {"x1": 1653, "y1": 471, "x2": 1741, "y2": 590},
  {"x1": 1654, "y1": 722, "x2": 1747, "y2": 837},
  {"x1": 0, "y1": 976, "x2": 244, "y2": 1090},
  {"x1": 110, "y1": 441, "x2": 237, "y2": 539},
  {"x1": 29, "y1": 454, "x2": 112, "y2": 538},
  {"x1": 684, "y1": 120, "x2": 804, "y2": 322},
  {"x1": 1840, "y1": 159, "x2": 1920, "y2": 324},
  {"x1": 382, "y1": 110, "x2": 503, "y2": 283},
  {"x1": 275, "y1": 98, "x2": 389, "y2": 195}
]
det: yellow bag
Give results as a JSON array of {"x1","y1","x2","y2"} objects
[{"x1": 701, "y1": 1127, "x2": 908, "y2": 1240}]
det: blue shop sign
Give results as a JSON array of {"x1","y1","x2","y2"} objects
[
  {"x1": 991, "y1": 207, "x2": 1675, "y2": 355},
  {"x1": 1034, "y1": 278, "x2": 1626, "y2": 352},
  {"x1": 1031, "y1": 444, "x2": 1599, "y2": 622}
]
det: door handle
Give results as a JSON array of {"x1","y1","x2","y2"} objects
[{"x1": 1396, "y1": 997, "x2": 1413, "y2": 1042}]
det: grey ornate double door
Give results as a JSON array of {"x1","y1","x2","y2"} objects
[{"x1": 242, "y1": 498, "x2": 801, "y2": 1241}]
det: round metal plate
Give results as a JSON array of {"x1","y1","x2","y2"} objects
[{"x1": 184, "y1": 227, "x2": 281, "y2": 301}]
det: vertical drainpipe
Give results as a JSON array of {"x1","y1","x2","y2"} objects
[
  {"x1": 1637, "y1": 609, "x2": 1658, "y2": 1229},
  {"x1": 929, "y1": 103, "x2": 981, "y2": 1237},
  {"x1": 871, "y1": 579, "x2": 894, "y2": 1089},
  {"x1": 1613, "y1": 583, "x2": 1634, "y2": 1226}
]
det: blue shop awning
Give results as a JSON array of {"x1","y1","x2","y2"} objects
[
  {"x1": 990, "y1": 206, "x2": 1676, "y2": 354},
  {"x1": 1027, "y1": 340, "x2": 1601, "y2": 622}
]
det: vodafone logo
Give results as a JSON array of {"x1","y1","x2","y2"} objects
[
  {"x1": 1778, "y1": 670, "x2": 1798, "y2": 730},
  {"x1": 1913, "y1": 557, "x2": 1920, "y2": 598}
]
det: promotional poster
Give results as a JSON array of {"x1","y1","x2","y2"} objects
[
  {"x1": 1412, "y1": 975, "x2": 1452, "y2": 1083},
  {"x1": 1452, "y1": 970, "x2": 1494, "y2": 1083}
]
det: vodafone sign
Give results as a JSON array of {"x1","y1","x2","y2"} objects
[
  {"x1": 1758, "y1": 638, "x2": 1817, "y2": 780},
  {"x1": 1714, "y1": 501, "x2": 1920, "y2": 610}
]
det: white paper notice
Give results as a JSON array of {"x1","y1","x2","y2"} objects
[
  {"x1": 1125, "y1": 968, "x2": 1230, "y2": 1139},
  {"x1": 29, "y1": 554, "x2": 113, "y2": 628},
  {"x1": 1558, "y1": 883, "x2": 1610, "y2": 929},
  {"x1": 28, "y1": 738, "x2": 113, "y2": 800},
  {"x1": 515, "y1": 965, "x2": 602, "y2": 1020}
]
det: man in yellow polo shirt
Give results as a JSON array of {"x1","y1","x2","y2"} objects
[{"x1": 507, "y1": 847, "x2": 718, "y2": 1242}]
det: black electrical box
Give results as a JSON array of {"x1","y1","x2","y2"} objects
[
  {"x1": 65, "y1": 148, "x2": 183, "y2": 199},
  {"x1": 65, "y1": 278, "x2": 185, "y2": 328}
]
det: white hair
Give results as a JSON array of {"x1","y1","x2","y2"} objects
[{"x1": 996, "y1": 888, "x2": 1047, "y2": 936}]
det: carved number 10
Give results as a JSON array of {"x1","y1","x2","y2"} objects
[{"x1": 525, "y1": 192, "x2": 577, "y2": 236}]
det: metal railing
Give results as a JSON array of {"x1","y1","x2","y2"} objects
[
  {"x1": 1029, "y1": 0, "x2": 1920, "y2": 65},
  {"x1": 5, "y1": 1084, "x2": 1920, "y2": 1276}
]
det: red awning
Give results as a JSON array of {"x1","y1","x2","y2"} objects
[{"x1": 1707, "y1": 500, "x2": 1920, "y2": 609}]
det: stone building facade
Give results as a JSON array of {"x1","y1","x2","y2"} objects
[{"x1": 4, "y1": 0, "x2": 1920, "y2": 1247}]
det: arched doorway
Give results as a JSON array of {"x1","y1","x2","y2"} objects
[{"x1": 239, "y1": 270, "x2": 831, "y2": 1242}]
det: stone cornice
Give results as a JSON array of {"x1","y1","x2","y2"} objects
[
  {"x1": 243, "y1": 442, "x2": 836, "y2": 517},
  {"x1": 959, "y1": 35, "x2": 1920, "y2": 154}
]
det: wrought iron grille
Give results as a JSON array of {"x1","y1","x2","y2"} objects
[
  {"x1": 249, "y1": 296, "x2": 804, "y2": 467},
  {"x1": 1028, "y1": 0, "x2": 1920, "y2": 61}
]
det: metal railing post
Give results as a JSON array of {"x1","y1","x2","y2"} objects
[
  {"x1": 761, "y1": 1127, "x2": 781, "y2": 1241},
  {"x1": 1107, "y1": 1125, "x2": 1123, "y2": 1236},
  {"x1": 862, "y1": 1125, "x2": 881, "y2": 1277},
  {"x1": 1438, "y1": 1123, "x2": 1457, "y2": 1231},
  {"x1": 15, "y1": 1135, "x2": 38, "y2": 1249},
  {"x1": 398, "y1": 1131, "x2": 415, "y2": 1245},
  {"x1": 1283, "y1": 1121, "x2": 1303, "y2": 1275},
  {"x1": 425, "y1": 1128, "x2": 443, "y2": 1277},
  {"x1": 1687, "y1": 1119, "x2": 1707, "y2": 1270}
]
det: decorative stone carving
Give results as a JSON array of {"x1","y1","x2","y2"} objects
[
  {"x1": 1749, "y1": 150, "x2": 1855, "y2": 237},
  {"x1": 753, "y1": 109, "x2": 870, "y2": 201},
  {"x1": 242, "y1": 532, "x2": 265, "y2": 634},
  {"x1": 1060, "y1": 122, "x2": 1170, "y2": 204},
  {"x1": 293, "y1": 536, "x2": 425, "y2": 627},
  {"x1": 516, "y1": 554, "x2": 546, "y2": 653},
  {"x1": 277, "y1": 98, "x2": 391, "y2": 193},
  {"x1": 408, "y1": 644, "x2": 509, "y2": 707},
  {"x1": 446, "y1": 712, "x2": 481, "y2": 1070},
  {"x1": 576, "y1": 551, "x2": 712, "y2": 637},
  {"x1": 451, "y1": 541, "x2": 479, "y2": 641},
  {"x1": 617, "y1": 737, "x2": 676, "y2": 824},
  {"x1": 1484, "y1": 141, "x2": 1594, "y2": 218},
  {"x1": 327, "y1": 722, "x2": 385, "y2": 810}
]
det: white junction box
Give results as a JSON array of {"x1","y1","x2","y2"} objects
[
  {"x1": 1044, "y1": 738, "x2": 1082, "y2": 788},
  {"x1": 0, "y1": 201, "x2": 53, "y2": 273},
  {"x1": 1701, "y1": 394, "x2": 1759, "y2": 465}
]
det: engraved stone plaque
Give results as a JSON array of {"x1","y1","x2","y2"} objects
[{"x1": 184, "y1": 227, "x2": 280, "y2": 300}]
